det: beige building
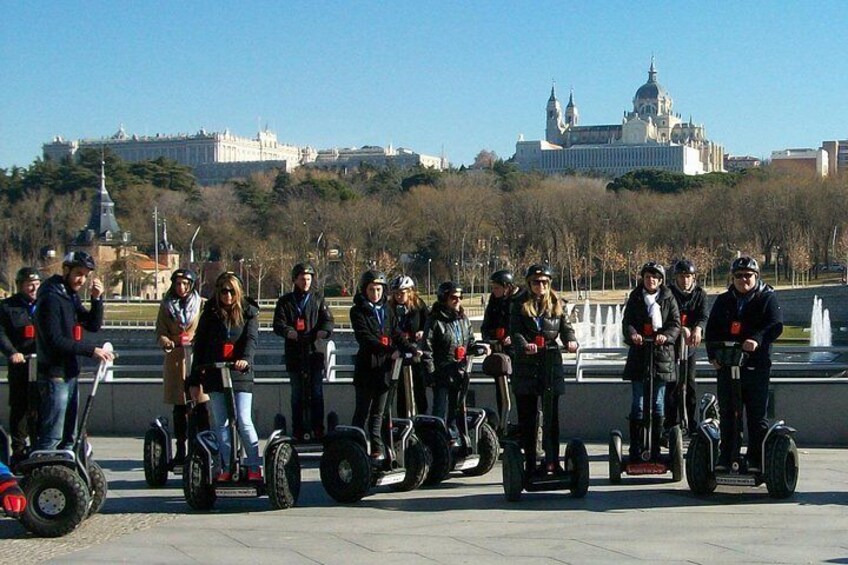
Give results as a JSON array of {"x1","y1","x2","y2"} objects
[
  {"x1": 313, "y1": 144, "x2": 447, "y2": 171},
  {"x1": 821, "y1": 140, "x2": 848, "y2": 176},
  {"x1": 770, "y1": 148, "x2": 829, "y2": 177}
]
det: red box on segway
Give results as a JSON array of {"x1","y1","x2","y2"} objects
[{"x1": 534, "y1": 335, "x2": 546, "y2": 348}]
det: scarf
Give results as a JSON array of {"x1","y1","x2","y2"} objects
[
  {"x1": 643, "y1": 289, "x2": 663, "y2": 331},
  {"x1": 166, "y1": 290, "x2": 201, "y2": 330}
]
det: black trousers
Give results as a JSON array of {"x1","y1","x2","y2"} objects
[
  {"x1": 666, "y1": 354, "x2": 697, "y2": 431},
  {"x1": 7, "y1": 367, "x2": 38, "y2": 458},
  {"x1": 716, "y1": 365, "x2": 770, "y2": 464},
  {"x1": 353, "y1": 386, "x2": 389, "y2": 454},
  {"x1": 516, "y1": 393, "x2": 560, "y2": 470}
]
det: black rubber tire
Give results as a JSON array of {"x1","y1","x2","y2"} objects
[
  {"x1": 327, "y1": 412, "x2": 339, "y2": 433},
  {"x1": 419, "y1": 426, "x2": 452, "y2": 486},
  {"x1": 462, "y1": 422, "x2": 499, "y2": 477},
  {"x1": 609, "y1": 431, "x2": 623, "y2": 484},
  {"x1": 183, "y1": 450, "x2": 216, "y2": 510},
  {"x1": 320, "y1": 439, "x2": 371, "y2": 503},
  {"x1": 143, "y1": 429, "x2": 169, "y2": 487},
  {"x1": 685, "y1": 433, "x2": 716, "y2": 495},
  {"x1": 565, "y1": 440, "x2": 590, "y2": 498},
  {"x1": 391, "y1": 433, "x2": 431, "y2": 492},
  {"x1": 669, "y1": 426, "x2": 684, "y2": 483},
  {"x1": 765, "y1": 434, "x2": 799, "y2": 499},
  {"x1": 266, "y1": 441, "x2": 301, "y2": 509},
  {"x1": 502, "y1": 441, "x2": 524, "y2": 502},
  {"x1": 86, "y1": 461, "x2": 108, "y2": 516},
  {"x1": 20, "y1": 465, "x2": 90, "y2": 538}
]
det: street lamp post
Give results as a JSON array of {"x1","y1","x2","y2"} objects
[
  {"x1": 774, "y1": 246, "x2": 779, "y2": 286},
  {"x1": 428, "y1": 258, "x2": 432, "y2": 297},
  {"x1": 627, "y1": 251, "x2": 633, "y2": 289}
]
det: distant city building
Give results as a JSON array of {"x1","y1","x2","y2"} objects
[
  {"x1": 770, "y1": 148, "x2": 829, "y2": 177},
  {"x1": 821, "y1": 140, "x2": 848, "y2": 177},
  {"x1": 311, "y1": 144, "x2": 447, "y2": 171},
  {"x1": 514, "y1": 59, "x2": 725, "y2": 177},
  {"x1": 724, "y1": 154, "x2": 762, "y2": 172}
]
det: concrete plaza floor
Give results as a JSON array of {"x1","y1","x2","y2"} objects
[{"x1": 2, "y1": 437, "x2": 847, "y2": 564}]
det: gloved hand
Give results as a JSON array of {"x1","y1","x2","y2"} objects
[{"x1": 1, "y1": 479, "x2": 27, "y2": 518}]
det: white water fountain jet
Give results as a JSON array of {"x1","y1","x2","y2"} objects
[
  {"x1": 603, "y1": 306, "x2": 616, "y2": 348},
  {"x1": 810, "y1": 296, "x2": 832, "y2": 347},
  {"x1": 594, "y1": 304, "x2": 604, "y2": 348}
]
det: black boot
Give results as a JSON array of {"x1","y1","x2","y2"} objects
[
  {"x1": 628, "y1": 419, "x2": 642, "y2": 460},
  {"x1": 651, "y1": 416, "x2": 664, "y2": 461}
]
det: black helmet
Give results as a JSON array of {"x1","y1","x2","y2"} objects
[
  {"x1": 489, "y1": 270, "x2": 514, "y2": 286},
  {"x1": 640, "y1": 261, "x2": 666, "y2": 280},
  {"x1": 62, "y1": 251, "x2": 96, "y2": 271},
  {"x1": 291, "y1": 262, "x2": 316, "y2": 280},
  {"x1": 673, "y1": 259, "x2": 696, "y2": 275},
  {"x1": 358, "y1": 270, "x2": 387, "y2": 293},
  {"x1": 15, "y1": 267, "x2": 41, "y2": 286},
  {"x1": 731, "y1": 256, "x2": 760, "y2": 274},
  {"x1": 389, "y1": 274, "x2": 415, "y2": 292},
  {"x1": 170, "y1": 268, "x2": 196, "y2": 284},
  {"x1": 437, "y1": 281, "x2": 463, "y2": 302},
  {"x1": 525, "y1": 264, "x2": 553, "y2": 280}
]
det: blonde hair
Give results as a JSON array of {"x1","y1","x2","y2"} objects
[
  {"x1": 216, "y1": 273, "x2": 245, "y2": 327},
  {"x1": 389, "y1": 288, "x2": 425, "y2": 311},
  {"x1": 521, "y1": 286, "x2": 563, "y2": 318}
]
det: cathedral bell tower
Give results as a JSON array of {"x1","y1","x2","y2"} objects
[
  {"x1": 545, "y1": 83, "x2": 565, "y2": 144},
  {"x1": 565, "y1": 89, "x2": 579, "y2": 127}
]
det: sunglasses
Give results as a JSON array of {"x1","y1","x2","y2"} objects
[
  {"x1": 219, "y1": 288, "x2": 236, "y2": 295},
  {"x1": 733, "y1": 272, "x2": 756, "y2": 280},
  {"x1": 530, "y1": 279, "x2": 550, "y2": 286},
  {"x1": 449, "y1": 295, "x2": 463, "y2": 301}
]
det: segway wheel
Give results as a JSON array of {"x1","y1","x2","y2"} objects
[
  {"x1": 87, "y1": 461, "x2": 108, "y2": 516},
  {"x1": 267, "y1": 441, "x2": 301, "y2": 509},
  {"x1": 685, "y1": 433, "x2": 716, "y2": 495},
  {"x1": 320, "y1": 439, "x2": 371, "y2": 503},
  {"x1": 183, "y1": 450, "x2": 216, "y2": 510},
  {"x1": 608, "y1": 431, "x2": 623, "y2": 484},
  {"x1": 669, "y1": 425, "x2": 684, "y2": 482},
  {"x1": 461, "y1": 422, "x2": 499, "y2": 477},
  {"x1": 419, "y1": 426, "x2": 452, "y2": 486},
  {"x1": 565, "y1": 440, "x2": 590, "y2": 498},
  {"x1": 502, "y1": 441, "x2": 524, "y2": 502},
  {"x1": 143, "y1": 428, "x2": 169, "y2": 487},
  {"x1": 391, "y1": 433, "x2": 431, "y2": 492},
  {"x1": 327, "y1": 411, "x2": 339, "y2": 433},
  {"x1": 765, "y1": 434, "x2": 799, "y2": 499},
  {"x1": 20, "y1": 465, "x2": 90, "y2": 538}
]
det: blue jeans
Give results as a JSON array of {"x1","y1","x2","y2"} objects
[
  {"x1": 209, "y1": 391, "x2": 260, "y2": 470},
  {"x1": 290, "y1": 358, "x2": 325, "y2": 437},
  {"x1": 36, "y1": 378, "x2": 79, "y2": 450},
  {"x1": 630, "y1": 379, "x2": 666, "y2": 421}
]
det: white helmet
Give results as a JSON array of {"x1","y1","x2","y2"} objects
[{"x1": 390, "y1": 275, "x2": 415, "y2": 291}]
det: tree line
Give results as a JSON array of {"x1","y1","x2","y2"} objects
[{"x1": 1, "y1": 149, "x2": 847, "y2": 297}]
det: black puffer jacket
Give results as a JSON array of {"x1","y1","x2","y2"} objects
[
  {"x1": 510, "y1": 296, "x2": 577, "y2": 395},
  {"x1": 0, "y1": 293, "x2": 38, "y2": 380},
  {"x1": 481, "y1": 289, "x2": 521, "y2": 354},
  {"x1": 622, "y1": 285, "x2": 681, "y2": 382},
  {"x1": 34, "y1": 274, "x2": 103, "y2": 380},
  {"x1": 272, "y1": 289, "x2": 334, "y2": 373},
  {"x1": 390, "y1": 299, "x2": 429, "y2": 355},
  {"x1": 350, "y1": 293, "x2": 397, "y2": 392},
  {"x1": 187, "y1": 298, "x2": 259, "y2": 394},
  {"x1": 705, "y1": 281, "x2": 783, "y2": 369},
  {"x1": 423, "y1": 301, "x2": 476, "y2": 387}
]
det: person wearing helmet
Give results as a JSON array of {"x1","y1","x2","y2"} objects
[
  {"x1": 0, "y1": 267, "x2": 41, "y2": 466},
  {"x1": 188, "y1": 272, "x2": 262, "y2": 481},
  {"x1": 510, "y1": 264, "x2": 578, "y2": 475},
  {"x1": 705, "y1": 256, "x2": 783, "y2": 472},
  {"x1": 388, "y1": 274, "x2": 430, "y2": 416},
  {"x1": 154, "y1": 269, "x2": 207, "y2": 464},
  {"x1": 423, "y1": 281, "x2": 490, "y2": 425},
  {"x1": 481, "y1": 269, "x2": 520, "y2": 419},
  {"x1": 34, "y1": 251, "x2": 113, "y2": 450},
  {"x1": 349, "y1": 269, "x2": 397, "y2": 459},
  {"x1": 0, "y1": 460, "x2": 26, "y2": 518},
  {"x1": 665, "y1": 260, "x2": 708, "y2": 437},
  {"x1": 621, "y1": 261, "x2": 681, "y2": 461},
  {"x1": 272, "y1": 262, "x2": 334, "y2": 441}
]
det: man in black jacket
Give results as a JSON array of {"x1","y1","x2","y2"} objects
[
  {"x1": 666, "y1": 260, "x2": 708, "y2": 436},
  {"x1": 705, "y1": 256, "x2": 783, "y2": 472},
  {"x1": 34, "y1": 252, "x2": 112, "y2": 450},
  {"x1": 272, "y1": 263, "x2": 334, "y2": 441},
  {"x1": 0, "y1": 267, "x2": 41, "y2": 465}
]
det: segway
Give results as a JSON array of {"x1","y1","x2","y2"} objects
[
  {"x1": 502, "y1": 343, "x2": 589, "y2": 502},
  {"x1": 686, "y1": 341, "x2": 798, "y2": 498},
  {"x1": 609, "y1": 336, "x2": 684, "y2": 483},
  {"x1": 144, "y1": 340, "x2": 207, "y2": 486},
  {"x1": 483, "y1": 339, "x2": 518, "y2": 441},
  {"x1": 319, "y1": 354, "x2": 430, "y2": 503},
  {"x1": 183, "y1": 361, "x2": 300, "y2": 510},
  {"x1": 16, "y1": 345, "x2": 113, "y2": 537},
  {"x1": 276, "y1": 336, "x2": 338, "y2": 453}
]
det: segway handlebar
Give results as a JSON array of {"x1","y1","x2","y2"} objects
[{"x1": 706, "y1": 341, "x2": 748, "y2": 368}]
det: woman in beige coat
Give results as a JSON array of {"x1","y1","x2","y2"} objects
[{"x1": 155, "y1": 269, "x2": 207, "y2": 464}]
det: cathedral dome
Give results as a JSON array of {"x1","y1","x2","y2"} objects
[{"x1": 633, "y1": 58, "x2": 671, "y2": 117}]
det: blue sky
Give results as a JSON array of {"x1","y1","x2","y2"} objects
[{"x1": 2, "y1": 1, "x2": 846, "y2": 169}]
